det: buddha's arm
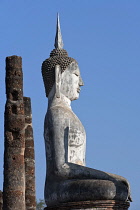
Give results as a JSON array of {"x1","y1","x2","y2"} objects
[{"x1": 61, "y1": 162, "x2": 129, "y2": 186}]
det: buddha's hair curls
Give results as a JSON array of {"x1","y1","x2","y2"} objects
[{"x1": 42, "y1": 48, "x2": 76, "y2": 97}]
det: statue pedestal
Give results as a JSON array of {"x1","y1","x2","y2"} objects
[{"x1": 45, "y1": 200, "x2": 130, "y2": 210}]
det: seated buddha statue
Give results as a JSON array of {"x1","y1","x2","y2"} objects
[{"x1": 42, "y1": 14, "x2": 131, "y2": 207}]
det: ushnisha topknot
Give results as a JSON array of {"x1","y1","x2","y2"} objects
[{"x1": 42, "y1": 14, "x2": 77, "y2": 97}]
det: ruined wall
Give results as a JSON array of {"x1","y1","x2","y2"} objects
[
  {"x1": 0, "y1": 191, "x2": 3, "y2": 210},
  {"x1": 24, "y1": 97, "x2": 36, "y2": 210},
  {"x1": 3, "y1": 56, "x2": 25, "y2": 210}
]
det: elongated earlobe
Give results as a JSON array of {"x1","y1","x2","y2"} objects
[{"x1": 55, "y1": 65, "x2": 61, "y2": 98}]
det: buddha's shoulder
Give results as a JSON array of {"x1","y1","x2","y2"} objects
[
  {"x1": 49, "y1": 105, "x2": 72, "y2": 112},
  {"x1": 47, "y1": 105, "x2": 84, "y2": 130},
  {"x1": 48, "y1": 105, "x2": 75, "y2": 118}
]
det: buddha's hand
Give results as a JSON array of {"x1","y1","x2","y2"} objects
[
  {"x1": 121, "y1": 179, "x2": 132, "y2": 202},
  {"x1": 109, "y1": 173, "x2": 132, "y2": 202}
]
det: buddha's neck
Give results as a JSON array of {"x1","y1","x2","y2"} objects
[{"x1": 48, "y1": 93, "x2": 71, "y2": 109}]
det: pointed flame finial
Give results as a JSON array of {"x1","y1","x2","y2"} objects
[{"x1": 54, "y1": 13, "x2": 64, "y2": 49}]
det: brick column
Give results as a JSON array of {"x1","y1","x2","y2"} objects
[
  {"x1": 45, "y1": 200, "x2": 130, "y2": 210},
  {"x1": 24, "y1": 97, "x2": 36, "y2": 210},
  {"x1": 0, "y1": 191, "x2": 3, "y2": 210},
  {"x1": 3, "y1": 56, "x2": 25, "y2": 210}
]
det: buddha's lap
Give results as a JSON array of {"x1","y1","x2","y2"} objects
[{"x1": 46, "y1": 179, "x2": 128, "y2": 205}]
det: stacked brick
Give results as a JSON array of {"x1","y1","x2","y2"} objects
[
  {"x1": 3, "y1": 55, "x2": 36, "y2": 210},
  {"x1": 45, "y1": 200, "x2": 130, "y2": 210},
  {"x1": 3, "y1": 56, "x2": 25, "y2": 210},
  {"x1": 0, "y1": 191, "x2": 3, "y2": 210},
  {"x1": 24, "y1": 97, "x2": 36, "y2": 210}
]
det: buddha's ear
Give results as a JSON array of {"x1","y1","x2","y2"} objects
[{"x1": 55, "y1": 65, "x2": 61, "y2": 98}]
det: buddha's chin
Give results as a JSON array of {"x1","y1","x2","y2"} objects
[{"x1": 71, "y1": 93, "x2": 79, "y2": 101}]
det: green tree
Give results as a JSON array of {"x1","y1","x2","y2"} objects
[{"x1": 36, "y1": 199, "x2": 46, "y2": 210}]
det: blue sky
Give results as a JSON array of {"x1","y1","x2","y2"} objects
[{"x1": 0, "y1": 1, "x2": 140, "y2": 209}]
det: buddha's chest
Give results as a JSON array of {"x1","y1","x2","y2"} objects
[{"x1": 66, "y1": 112, "x2": 86, "y2": 166}]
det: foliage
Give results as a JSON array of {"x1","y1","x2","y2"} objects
[{"x1": 36, "y1": 199, "x2": 46, "y2": 210}]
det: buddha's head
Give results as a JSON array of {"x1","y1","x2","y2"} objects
[
  {"x1": 42, "y1": 48, "x2": 84, "y2": 101},
  {"x1": 42, "y1": 14, "x2": 84, "y2": 101}
]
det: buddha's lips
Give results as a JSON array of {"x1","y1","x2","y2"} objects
[{"x1": 77, "y1": 88, "x2": 80, "y2": 93}]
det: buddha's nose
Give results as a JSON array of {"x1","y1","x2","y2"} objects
[{"x1": 79, "y1": 76, "x2": 84, "y2": 86}]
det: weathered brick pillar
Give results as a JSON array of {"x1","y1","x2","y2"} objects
[
  {"x1": 0, "y1": 191, "x2": 3, "y2": 210},
  {"x1": 24, "y1": 97, "x2": 36, "y2": 210},
  {"x1": 3, "y1": 56, "x2": 25, "y2": 210},
  {"x1": 45, "y1": 200, "x2": 130, "y2": 210}
]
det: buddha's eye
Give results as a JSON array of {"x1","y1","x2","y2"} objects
[{"x1": 74, "y1": 72, "x2": 79, "y2": 76}]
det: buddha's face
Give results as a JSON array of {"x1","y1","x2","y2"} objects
[{"x1": 60, "y1": 61, "x2": 84, "y2": 101}]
